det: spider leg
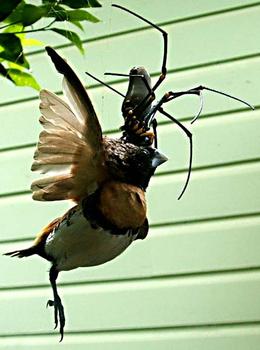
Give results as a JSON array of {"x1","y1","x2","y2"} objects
[
  {"x1": 85, "y1": 71, "x2": 125, "y2": 98},
  {"x1": 112, "y1": 4, "x2": 168, "y2": 92},
  {"x1": 165, "y1": 85, "x2": 254, "y2": 123},
  {"x1": 158, "y1": 107, "x2": 193, "y2": 200},
  {"x1": 199, "y1": 86, "x2": 254, "y2": 110},
  {"x1": 191, "y1": 91, "x2": 204, "y2": 124},
  {"x1": 152, "y1": 119, "x2": 158, "y2": 148}
]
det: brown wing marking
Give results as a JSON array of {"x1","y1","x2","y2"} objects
[
  {"x1": 46, "y1": 46, "x2": 102, "y2": 148},
  {"x1": 31, "y1": 47, "x2": 105, "y2": 202}
]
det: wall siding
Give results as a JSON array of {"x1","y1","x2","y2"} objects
[{"x1": 1, "y1": 0, "x2": 260, "y2": 349}]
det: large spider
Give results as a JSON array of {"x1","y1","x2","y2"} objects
[{"x1": 86, "y1": 4, "x2": 253, "y2": 199}]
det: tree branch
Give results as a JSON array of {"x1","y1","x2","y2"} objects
[{"x1": 10, "y1": 19, "x2": 57, "y2": 34}]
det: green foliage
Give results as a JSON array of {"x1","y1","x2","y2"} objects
[
  {"x1": 0, "y1": 0, "x2": 23, "y2": 21},
  {"x1": 66, "y1": 9, "x2": 100, "y2": 23},
  {"x1": 51, "y1": 28, "x2": 84, "y2": 53},
  {"x1": 5, "y1": 2, "x2": 48, "y2": 26},
  {"x1": 19, "y1": 4, "x2": 47, "y2": 26},
  {"x1": 0, "y1": 0, "x2": 102, "y2": 90},
  {"x1": 0, "y1": 33, "x2": 28, "y2": 67},
  {"x1": 8, "y1": 68, "x2": 41, "y2": 90},
  {"x1": 58, "y1": 0, "x2": 102, "y2": 8}
]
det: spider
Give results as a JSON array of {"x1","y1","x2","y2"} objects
[{"x1": 86, "y1": 4, "x2": 253, "y2": 199}]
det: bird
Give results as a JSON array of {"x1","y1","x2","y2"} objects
[{"x1": 4, "y1": 46, "x2": 168, "y2": 341}]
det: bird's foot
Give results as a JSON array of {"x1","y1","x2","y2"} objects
[{"x1": 46, "y1": 296, "x2": 65, "y2": 341}]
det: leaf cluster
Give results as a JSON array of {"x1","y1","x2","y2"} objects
[{"x1": 0, "y1": 0, "x2": 101, "y2": 90}]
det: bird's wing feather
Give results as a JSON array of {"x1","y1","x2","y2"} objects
[{"x1": 31, "y1": 47, "x2": 105, "y2": 202}]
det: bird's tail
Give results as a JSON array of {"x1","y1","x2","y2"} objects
[{"x1": 3, "y1": 246, "x2": 36, "y2": 258}]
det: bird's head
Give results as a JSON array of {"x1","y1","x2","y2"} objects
[{"x1": 104, "y1": 138, "x2": 167, "y2": 190}]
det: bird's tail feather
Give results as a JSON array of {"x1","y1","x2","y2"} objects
[{"x1": 3, "y1": 246, "x2": 36, "y2": 258}]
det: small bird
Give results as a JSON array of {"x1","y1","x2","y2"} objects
[{"x1": 4, "y1": 47, "x2": 167, "y2": 340}]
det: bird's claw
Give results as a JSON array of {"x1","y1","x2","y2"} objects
[
  {"x1": 46, "y1": 297, "x2": 65, "y2": 341},
  {"x1": 46, "y1": 299, "x2": 54, "y2": 307}
]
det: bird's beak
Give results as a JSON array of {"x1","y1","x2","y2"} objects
[{"x1": 152, "y1": 150, "x2": 168, "y2": 168}]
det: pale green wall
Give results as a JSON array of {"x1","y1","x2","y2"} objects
[{"x1": 1, "y1": 0, "x2": 260, "y2": 348}]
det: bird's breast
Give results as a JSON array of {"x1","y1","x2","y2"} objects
[
  {"x1": 98, "y1": 181, "x2": 147, "y2": 229},
  {"x1": 44, "y1": 206, "x2": 138, "y2": 271}
]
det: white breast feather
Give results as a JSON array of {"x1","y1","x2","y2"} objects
[{"x1": 45, "y1": 208, "x2": 137, "y2": 271}]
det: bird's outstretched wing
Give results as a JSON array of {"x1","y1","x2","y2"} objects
[{"x1": 31, "y1": 47, "x2": 105, "y2": 202}]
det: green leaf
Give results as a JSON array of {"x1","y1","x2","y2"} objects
[
  {"x1": 50, "y1": 28, "x2": 84, "y2": 53},
  {"x1": 8, "y1": 69, "x2": 41, "y2": 90},
  {"x1": 44, "y1": 7, "x2": 68, "y2": 21},
  {"x1": 41, "y1": 3, "x2": 69, "y2": 21},
  {"x1": 20, "y1": 4, "x2": 46, "y2": 26},
  {"x1": 0, "y1": 33, "x2": 28, "y2": 68},
  {"x1": 70, "y1": 21, "x2": 84, "y2": 31},
  {"x1": 60, "y1": 0, "x2": 89, "y2": 8},
  {"x1": 0, "y1": 63, "x2": 14, "y2": 82},
  {"x1": 59, "y1": 0, "x2": 101, "y2": 8},
  {"x1": 21, "y1": 37, "x2": 44, "y2": 47},
  {"x1": 0, "y1": 0, "x2": 22, "y2": 21},
  {"x1": 42, "y1": 4, "x2": 100, "y2": 23},
  {"x1": 88, "y1": 0, "x2": 102, "y2": 7},
  {"x1": 41, "y1": 0, "x2": 62, "y2": 3},
  {"x1": 3, "y1": 23, "x2": 23, "y2": 33},
  {"x1": 67, "y1": 9, "x2": 99, "y2": 23},
  {"x1": 4, "y1": 1, "x2": 25, "y2": 23},
  {"x1": 7, "y1": 61, "x2": 24, "y2": 70},
  {"x1": 6, "y1": 2, "x2": 47, "y2": 25}
]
